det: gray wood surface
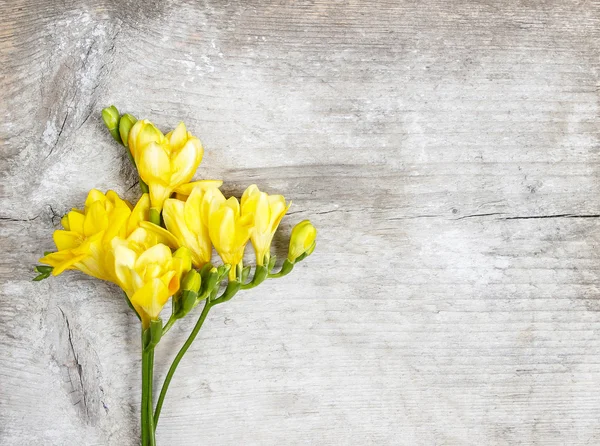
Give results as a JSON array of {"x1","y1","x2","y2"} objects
[{"x1": 2, "y1": 0, "x2": 600, "y2": 444}]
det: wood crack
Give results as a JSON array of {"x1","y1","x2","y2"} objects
[{"x1": 58, "y1": 307, "x2": 88, "y2": 416}]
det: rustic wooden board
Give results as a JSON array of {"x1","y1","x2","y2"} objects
[{"x1": 1, "y1": 0, "x2": 599, "y2": 444}]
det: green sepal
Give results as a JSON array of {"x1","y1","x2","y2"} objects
[
  {"x1": 217, "y1": 264, "x2": 231, "y2": 279},
  {"x1": 33, "y1": 272, "x2": 50, "y2": 281},
  {"x1": 253, "y1": 265, "x2": 268, "y2": 284},
  {"x1": 241, "y1": 265, "x2": 268, "y2": 289},
  {"x1": 294, "y1": 241, "x2": 316, "y2": 263},
  {"x1": 209, "y1": 287, "x2": 219, "y2": 302},
  {"x1": 212, "y1": 280, "x2": 241, "y2": 305},
  {"x1": 144, "y1": 319, "x2": 163, "y2": 350},
  {"x1": 123, "y1": 293, "x2": 141, "y2": 321},
  {"x1": 267, "y1": 255, "x2": 277, "y2": 273},
  {"x1": 269, "y1": 259, "x2": 294, "y2": 278},
  {"x1": 200, "y1": 267, "x2": 219, "y2": 297},
  {"x1": 35, "y1": 265, "x2": 53, "y2": 274},
  {"x1": 43, "y1": 251, "x2": 54, "y2": 256},
  {"x1": 200, "y1": 263, "x2": 214, "y2": 277},
  {"x1": 241, "y1": 266, "x2": 251, "y2": 283},
  {"x1": 180, "y1": 290, "x2": 198, "y2": 316}
]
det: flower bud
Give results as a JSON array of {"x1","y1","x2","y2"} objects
[
  {"x1": 173, "y1": 246, "x2": 192, "y2": 275},
  {"x1": 119, "y1": 113, "x2": 137, "y2": 148},
  {"x1": 102, "y1": 105, "x2": 121, "y2": 143},
  {"x1": 287, "y1": 220, "x2": 317, "y2": 263},
  {"x1": 200, "y1": 267, "x2": 219, "y2": 296},
  {"x1": 181, "y1": 269, "x2": 201, "y2": 294}
]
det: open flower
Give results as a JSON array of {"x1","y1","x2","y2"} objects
[
  {"x1": 112, "y1": 232, "x2": 192, "y2": 328},
  {"x1": 204, "y1": 188, "x2": 253, "y2": 280},
  {"x1": 241, "y1": 184, "x2": 290, "y2": 266},
  {"x1": 39, "y1": 190, "x2": 150, "y2": 281},
  {"x1": 161, "y1": 184, "x2": 222, "y2": 268},
  {"x1": 128, "y1": 120, "x2": 204, "y2": 215}
]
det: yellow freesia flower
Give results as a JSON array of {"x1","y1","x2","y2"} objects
[
  {"x1": 128, "y1": 119, "x2": 204, "y2": 216},
  {"x1": 288, "y1": 220, "x2": 317, "y2": 263},
  {"x1": 204, "y1": 188, "x2": 253, "y2": 280},
  {"x1": 241, "y1": 184, "x2": 290, "y2": 266},
  {"x1": 161, "y1": 185, "x2": 220, "y2": 268},
  {"x1": 112, "y1": 233, "x2": 192, "y2": 328},
  {"x1": 39, "y1": 190, "x2": 151, "y2": 281}
]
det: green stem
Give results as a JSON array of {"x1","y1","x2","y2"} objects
[
  {"x1": 141, "y1": 346, "x2": 149, "y2": 446},
  {"x1": 149, "y1": 208, "x2": 161, "y2": 226},
  {"x1": 162, "y1": 315, "x2": 176, "y2": 336},
  {"x1": 154, "y1": 301, "x2": 212, "y2": 427},
  {"x1": 147, "y1": 347, "x2": 156, "y2": 446}
]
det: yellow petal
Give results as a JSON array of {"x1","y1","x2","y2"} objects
[
  {"x1": 163, "y1": 199, "x2": 208, "y2": 267},
  {"x1": 67, "y1": 211, "x2": 85, "y2": 235},
  {"x1": 136, "y1": 142, "x2": 171, "y2": 184},
  {"x1": 52, "y1": 253, "x2": 88, "y2": 276},
  {"x1": 60, "y1": 214, "x2": 70, "y2": 230},
  {"x1": 130, "y1": 278, "x2": 170, "y2": 321},
  {"x1": 137, "y1": 121, "x2": 165, "y2": 150},
  {"x1": 113, "y1": 242, "x2": 139, "y2": 289},
  {"x1": 83, "y1": 201, "x2": 109, "y2": 237},
  {"x1": 241, "y1": 184, "x2": 260, "y2": 207},
  {"x1": 173, "y1": 180, "x2": 223, "y2": 197},
  {"x1": 139, "y1": 221, "x2": 180, "y2": 249},
  {"x1": 269, "y1": 196, "x2": 290, "y2": 232},
  {"x1": 210, "y1": 207, "x2": 235, "y2": 254},
  {"x1": 135, "y1": 244, "x2": 172, "y2": 273},
  {"x1": 127, "y1": 194, "x2": 150, "y2": 236},
  {"x1": 53, "y1": 230, "x2": 82, "y2": 250},
  {"x1": 85, "y1": 189, "x2": 107, "y2": 209},
  {"x1": 201, "y1": 188, "x2": 226, "y2": 227},
  {"x1": 103, "y1": 202, "x2": 131, "y2": 243},
  {"x1": 40, "y1": 251, "x2": 82, "y2": 273},
  {"x1": 224, "y1": 196, "x2": 240, "y2": 215},
  {"x1": 184, "y1": 187, "x2": 203, "y2": 234},
  {"x1": 127, "y1": 120, "x2": 144, "y2": 157},
  {"x1": 253, "y1": 193, "x2": 271, "y2": 233},
  {"x1": 170, "y1": 138, "x2": 203, "y2": 186},
  {"x1": 168, "y1": 122, "x2": 187, "y2": 149}
]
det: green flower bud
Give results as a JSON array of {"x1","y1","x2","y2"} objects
[
  {"x1": 101, "y1": 105, "x2": 121, "y2": 144},
  {"x1": 119, "y1": 113, "x2": 137, "y2": 148},
  {"x1": 288, "y1": 220, "x2": 317, "y2": 263},
  {"x1": 181, "y1": 269, "x2": 201, "y2": 293}
]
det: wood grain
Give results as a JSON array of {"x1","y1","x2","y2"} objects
[{"x1": 1, "y1": 0, "x2": 599, "y2": 444}]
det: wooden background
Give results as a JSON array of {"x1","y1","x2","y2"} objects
[{"x1": 1, "y1": 0, "x2": 599, "y2": 444}]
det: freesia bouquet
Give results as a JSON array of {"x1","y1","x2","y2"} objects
[{"x1": 34, "y1": 106, "x2": 317, "y2": 445}]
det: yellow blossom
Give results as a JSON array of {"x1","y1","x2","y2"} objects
[
  {"x1": 241, "y1": 184, "x2": 290, "y2": 265},
  {"x1": 288, "y1": 220, "x2": 317, "y2": 263},
  {"x1": 205, "y1": 188, "x2": 253, "y2": 280},
  {"x1": 161, "y1": 184, "x2": 221, "y2": 268},
  {"x1": 39, "y1": 190, "x2": 150, "y2": 281},
  {"x1": 128, "y1": 119, "x2": 204, "y2": 215},
  {"x1": 112, "y1": 233, "x2": 192, "y2": 328}
]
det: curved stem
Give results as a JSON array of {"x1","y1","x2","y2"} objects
[
  {"x1": 154, "y1": 301, "x2": 212, "y2": 427},
  {"x1": 162, "y1": 315, "x2": 176, "y2": 336}
]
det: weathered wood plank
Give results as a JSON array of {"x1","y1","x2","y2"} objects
[{"x1": 1, "y1": 0, "x2": 599, "y2": 444}]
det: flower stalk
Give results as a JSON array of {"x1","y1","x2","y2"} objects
[{"x1": 36, "y1": 107, "x2": 318, "y2": 445}]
